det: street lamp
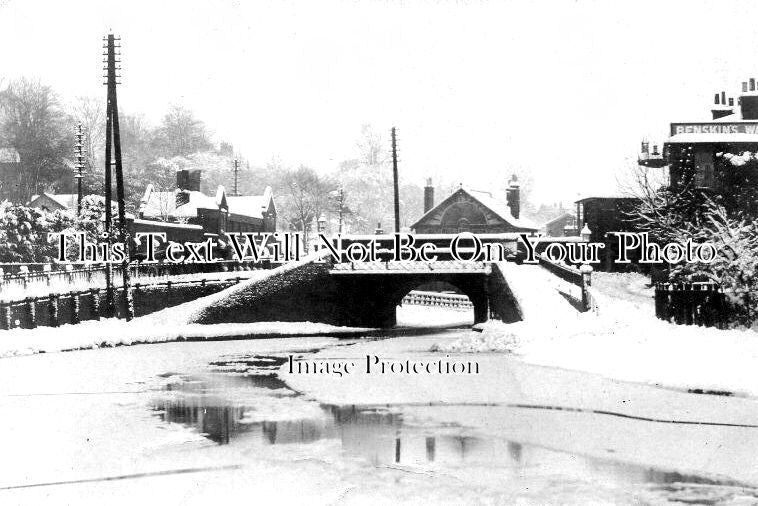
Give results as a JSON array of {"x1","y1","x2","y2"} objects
[
  {"x1": 317, "y1": 214, "x2": 327, "y2": 234},
  {"x1": 580, "y1": 224, "x2": 592, "y2": 242}
]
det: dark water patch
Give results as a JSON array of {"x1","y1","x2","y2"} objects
[{"x1": 687, "y1": 388, "x2": 734, "y2": 397}]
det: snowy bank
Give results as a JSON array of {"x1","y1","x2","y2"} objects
[
  {"x1": 0, "y1": 318, "x2": 373, "y2": 359},
  {"x1": 435, "y1": 272, "x2": 758, "y2": 398},
  {"x1": 0, "y1": 251, "x2": 378, "y2": 359}
]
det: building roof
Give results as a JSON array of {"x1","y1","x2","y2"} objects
[
  {"x1": 227, "y1": 186, "x2": 274, "y2": 219},
  {"x1": 139, "y1": 184, "x2": 274, "y2": 221},
  {"x1": 0, "y1": 147, "x2": 20, "y2": 163},
  {"x1": 543, "y1": 211, "x2": 575, "y2": 227},
  {"x1": 575, "y1": 196, "x2": 639, "y2": 203},
  {"x1": 410, "y1": 186, "x2": 538, "y2": 231},
  {"x1": 139, "y1": 186, "x2": 222, "y2": 219}
]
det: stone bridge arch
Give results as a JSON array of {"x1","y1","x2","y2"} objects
[{"x1": 190, "y1": 260, "x2": 522, "y2": 329}]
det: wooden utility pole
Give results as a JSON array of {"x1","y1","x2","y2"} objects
[
  {"x1": 391, "y1": 127, "x2": 400, "y2": 233},
  {"x1": 233, "y1": 158, "x2": 240, "y2": 196},
  {"x1": 103, "y1": 33, "x2": 133, "y2": 321},
  {"x1": 74, "y1": 123, "x2": 86, "y2": 215}
]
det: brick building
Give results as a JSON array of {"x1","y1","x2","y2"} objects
[{"x1": 411, "y1": 177, "x2": 537, "y2": 234}]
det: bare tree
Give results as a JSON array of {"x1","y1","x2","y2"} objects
[
  {"x1": 356, "y1": 123, "x2": 389, "y2": 167},
  {"x1": 71, "y1": 96, "x2": 105, "y2": 174},
  {"x1": 0, "y1": 78, "x2": 71, "y2": 202},
  {"x1": 155, "y1": 104, "x2": 212, "y2": 157},
  {"x1": 280, "y1": 166, "x2": 336, "y2": 248}
]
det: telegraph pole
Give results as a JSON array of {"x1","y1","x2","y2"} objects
[
  {"x1": 233, "y1": 158, "x2": 239, "y2": 196},
  {"x1": 74, "y1": 123, "x2": 86, "y2": 215},
  {"x1": 391, "y1": 127, "x2": 400, "y2": 233},
  {"x1": 103, "y1": 33, "x2": 134, "y2": 320}
]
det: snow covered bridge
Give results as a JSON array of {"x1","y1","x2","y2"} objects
[{"x1": 187, "y1": 234, "x2": 581, "y2": 328}]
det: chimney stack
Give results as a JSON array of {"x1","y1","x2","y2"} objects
[
  {"x1": 712, "y1": 90, "x2": 735, "y2": 120},
  {"x1": 740, "y1": 78, "x2": 758, "y2": 119},
  {"x1": 176, "y1": 169, "x2": 202, "y2": 192},
  {"x1": 506, "y1": 174, "x2": 520, "y2": 220},
  {"x1": 423, "y1": 178, "x2": 434, "y2": 213}
]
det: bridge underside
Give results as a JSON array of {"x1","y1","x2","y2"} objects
[
  {"x1": 190, "y1": 260, "x2": 521, "y2": 329},
  {"x1": 334, "y1": 272, "x2": 492, "y2": 327}
]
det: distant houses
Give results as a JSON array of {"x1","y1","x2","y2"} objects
[
  {"x1": 28, "y1": 193, "x2": 81, "y2": 212},
  {"x1": 138, "y1": 168, "x2": 276, "y2": 235}
]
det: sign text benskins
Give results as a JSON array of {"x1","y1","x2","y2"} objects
[{"x1": 671, "y1": 122, "x2": 758, "y2": 136}]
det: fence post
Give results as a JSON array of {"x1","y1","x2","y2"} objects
[
  {"x1": 0, "y1": 302, "x2": 10, "y2": 330},
  {"x1": 71, "y1": 291, "x2": 81, "y2": 325},
  {"x1": 43, "y1": 264, "x2": 51, "y2": 287},
  {"x1": 580, "y1": 264, "x2": 593, "y2": 311},
  {"x1": 25, "y1": 297, "x2": 36, "y2": 329},
  {"x1": 19, "y1": 265, "x2": 28, "y2": 290},
  {"x1": 48, "y1": 294, "x2": 59, "y2": 327},
  {"x1": 91, "y1": 288, "x2": 100, "y2": 320}
]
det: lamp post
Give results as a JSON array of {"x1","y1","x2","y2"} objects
[
  {"x1": 317, "y1": 214, "x2": 327, "y2": 234},
  {"x1": 580, "y1": 224, "x2": 592, "y2": 242}
]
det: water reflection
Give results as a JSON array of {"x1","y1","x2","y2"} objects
[{"x1": 150, "y1": 357, "x2": 758, "y2": 504}]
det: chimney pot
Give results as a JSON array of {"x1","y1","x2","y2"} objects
[
  {"x1": 721, "y1": 91, "x2": 726, "y2": 104},
  {"x1": 506, "y1": 174, "x2": 520, "y2": 220},
  {"x1": 423, "y1": 178, "x2": 435, "y2": 213},
  {"x1": 729, "y1": 97, "x2": 735, "y2": 107},
  {"x1": 715, "y1": 93, "x2": 720, "y2": 105},
  {"x1": 750, "y1": 78, "x2": 755, "y2": 92},
  {"x1": 744, "y1": 82, "x2": 749, "y2": 93}
]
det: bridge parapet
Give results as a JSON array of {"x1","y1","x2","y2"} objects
[
  {"x1": 327, "y1": 233, "x2": 520, "y2": 263},
  {"x1": 330, "y1": 260, "x2": 491, "y2": 275}
]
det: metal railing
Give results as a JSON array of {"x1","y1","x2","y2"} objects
[
  {"x1": 0, "y1": 276, "x2": 248, "y2": 330},
  {"x1": 401, "y1": 290, "x2": 473, "y2": 310}
]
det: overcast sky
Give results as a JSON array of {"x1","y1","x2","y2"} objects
[{"x1": 0, "y1": 0, "x2": 755, "y2": 205}]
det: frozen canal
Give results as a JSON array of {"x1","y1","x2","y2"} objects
[{"x1": 2, "y1": 316, "x2": 758, "y2": 504}]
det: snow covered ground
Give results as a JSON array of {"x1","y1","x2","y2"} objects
[{"x1": 436, "y1": 268, "x2": 758, "y2": 398}]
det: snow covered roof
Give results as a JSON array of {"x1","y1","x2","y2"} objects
[
  {"x1": 575, "y1": 194, "x2": 637, "y2": 203},
  {"x1": 543, "y1": 211, "x2": 575, "y2": 227},
  {"x1": 410, "y1": 186, "x2": 538, "y2": 231},
  {"x1": 0, "y1": 147, "x2": 20, "y2": 163},
  {"x1": 140, "y1": 184, "x2": 273, "y2": 221},
  {"x1": 140, "y1": 188, "x2": 221, "y2": 219},
  {"x1": 466, "y1": 188, "x2": 538, "y2": 230},
  {"x1": 227, "y1": 186, "x2": 274, "y2": 219}
]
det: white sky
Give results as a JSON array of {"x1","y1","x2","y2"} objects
[{"x1": 0, "y1": 0, "x2": 755, "y2": 205}]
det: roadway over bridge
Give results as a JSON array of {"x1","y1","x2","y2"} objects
[{"x1": 188, "y1": 234, "x2": 586, "y2": 328}]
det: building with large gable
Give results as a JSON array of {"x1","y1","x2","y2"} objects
[{"x1": 411, "y1": 176, "x2": 537, "y2": 234}]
